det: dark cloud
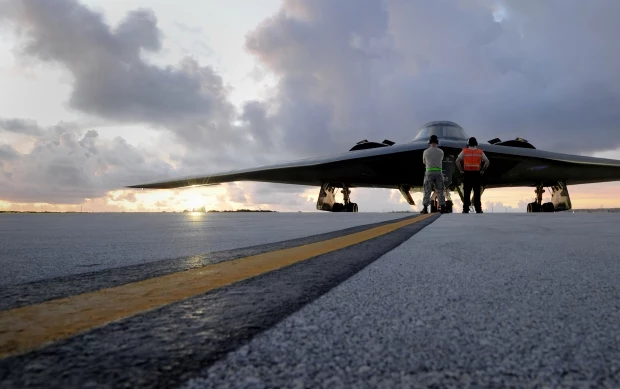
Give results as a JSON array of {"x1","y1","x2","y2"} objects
[
  {"x1": 243, "y1": 0, "x2": 620, "y2": 154},
  {"x1": 10, "y1": 1, "x2": 192, "y2": 121},
  {"x1": 0, "y1": 118, "x2": 44, "y2": 135},
  {"x1": 1, "y1": 0, "x2": 250, "y2": 151},
  {"x1": 10, "y1": 0, "x2": 618, "y2": 156},
  {"x1": 244, "y1": 0, "x2": 394, "y2": 157},
  {"x1": 239, "y1": 101, "x2": 276, "y2": 152},
  {"x1": 0, "y1": 144, "x2": 20, "y2": 162}
]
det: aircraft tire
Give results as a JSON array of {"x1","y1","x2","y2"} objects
[
  {"x1": 343, "y1": 203, "x2": 358, "y2": 212},
  {"x1": 332, "y1": 203, "x2": 344, "y2": 212},
  {"x1": 527, "y1": 202, "x2": 541, "y2": 213},
  {"x1": 542, "y1": 202, "x2": 555, "y2": 212}
]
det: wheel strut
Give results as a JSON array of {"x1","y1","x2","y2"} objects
[
  {"x1": 535, "y1": 186, "x2": 544, "y2": 207},
  {"x1": 528, "y1": 185, "x2": 550, "y2": 213},
  {"x1": 340, "y1": 186, "x2": 358, "y2": 212},
  {"x1": 341, "y1": 187, "x2": 351, "y2": 205}
]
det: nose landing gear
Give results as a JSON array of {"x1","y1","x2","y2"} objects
[{"x1": 429, "y1": 192, "x2": 453, "y2": 213}]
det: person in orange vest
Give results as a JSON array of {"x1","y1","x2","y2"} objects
[{"x1": 456, "y1": 137, "x2": 490, "y2": 213}]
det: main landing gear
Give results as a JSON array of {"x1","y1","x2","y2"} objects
[
  {"x1": 333, "y1": 187, "x2": 359, "y2": 212},
  {"x1": 316, "y1": 184, "x2": 358, "y2": 212},
  {"x1": 527, "y1": 185, "x2": 555, "y2": 213}
]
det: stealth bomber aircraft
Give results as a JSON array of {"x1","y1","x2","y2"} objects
[{"x1": 129, "y1": 121, "x2": 620, "y2": 213}]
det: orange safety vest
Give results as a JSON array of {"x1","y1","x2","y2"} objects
[{"x1": 462, "y1": 148, "x2": 483, "y2": 171}]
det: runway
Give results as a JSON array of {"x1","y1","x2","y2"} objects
[
  {"x1": 0, "y1": 212, "x2": 410, "y2": 286},
  {"x1": 1, "y1": 213, "x2": 619, "y2": 388}
]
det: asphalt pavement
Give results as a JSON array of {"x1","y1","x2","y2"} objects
[
  {"x1": 185, "y1": 213, "x2": 620, "y2": 388},
  {"x1": 0, "y1": 214, "x2": 437, "y2": 388},
  {"x1": 0, "y1": 213, "x2": 420, "y2": 311},
  {"x1": 0, "y1": 212, "x2": 409, "y2": 285},
  {"x1": 2, "y1": 213, "x2": 619, "y2": 388}
]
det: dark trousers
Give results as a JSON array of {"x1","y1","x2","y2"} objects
[{"x1": 463, "y1": 171, "x2": 482, "y2": 211}]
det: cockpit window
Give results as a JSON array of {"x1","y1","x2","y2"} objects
[{"x1": 413, "y1": 123, "x2": 468, "y2": 141}]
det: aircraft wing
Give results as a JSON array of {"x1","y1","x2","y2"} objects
[
  {"x1": 128, "y1": 138, "x2": 620, "y2": 190},
  {"x1": 127, "y1": 142, "x2": 430, "y2": 189},
  {"x1": 477, "y1": 144, "x2": 620, "y2": 188}
]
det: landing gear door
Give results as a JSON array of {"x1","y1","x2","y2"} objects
[{"x1": 442, "y1": 155, "x2": 455, "y2": 189}]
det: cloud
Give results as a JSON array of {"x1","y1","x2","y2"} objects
[
  {"x1": 5, "y1": 0, "x2": 620, "y2": 158},
  {"x1": 112, "y1": 192, "x2": 138, "y2": 203},
  {"x1": 0, "y1": 0, "x2": 291, "y2": 208},
  {"x1": 174, "y1": 22, "x2": 203, "y2": 35},
  {"x1": 483, "y1": 200, "x2": 528, "y2": 213},
  {"x1": 2, "y1": 0, "x2": 620, "y2": 211},
  {"x1": 0, "y1": 119, "x2": 175, "y2": 203},
  {"x1": 0, "y1": 144, "x2": 20, "y2": 162},
  {"x1": 0, "y1": 118, "x2": 44, "y2": 136},
  {"x1": 9, "y1": 1, "x2": 198, "y2": 121},
  {"x1": 244, "y1": 0, "x2": 620, "y2": 154},
  {"x1": 0, "y1": 0, "x2": 259, "y2": 154}
]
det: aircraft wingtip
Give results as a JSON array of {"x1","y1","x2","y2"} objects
[{"x1": 125, "y1": 182, "x2": 221, "y2": 190}]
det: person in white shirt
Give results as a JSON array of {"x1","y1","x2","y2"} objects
[{"x1": 421, "y1": 135, "x2": 446, "y2": 214}]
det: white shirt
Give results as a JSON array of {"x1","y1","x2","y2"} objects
[{"x1": 423, "y1": 146, "x2": 444, "y2": 170}]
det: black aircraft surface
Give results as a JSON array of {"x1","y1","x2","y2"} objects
[{"x1": 128, "y1": 121, "x2": 620, "y2": 213}]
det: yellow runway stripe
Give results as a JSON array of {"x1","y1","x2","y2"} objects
[{"x1": 0, "y1": 214, "x2": 434, "y2": 359}]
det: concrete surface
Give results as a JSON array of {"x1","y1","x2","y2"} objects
[
  {"x1": 0, "y1": 212, "x2": 408, "y2": 285},
  {"x1": 185, "y1": 213, "x2": 620, "y2": 388}
]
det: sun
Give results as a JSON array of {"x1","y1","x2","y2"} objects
[
  {"x1": 188, "y1": 199, "x2": 205, "y2": 211},
  {"x1": 177, "y1": 186, "x2": 226, "y2": 211},
  {"x1": 183, "y1": 193, "x2": 206, "y2": 211}
]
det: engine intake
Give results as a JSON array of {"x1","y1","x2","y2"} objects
[
  {"x1": 349, "y1": 139, "x2": 395, "y2": 151},
  {"x1": 488, "y1": 137, "x2": 536, "y2": 149}
]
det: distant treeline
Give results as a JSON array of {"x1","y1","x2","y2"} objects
[
  {"x1": 0, "y1": 211, "x2": 80, "y2": 214},
  {"x1": 572, "y1": 208, "x2": 620, "y2": 213},
  {"x1": 204, "y1": 209, "x2": 276, "y2": 213},
  {"x1": 1, "y1": 210, "x2": 277, "y2": 214}
]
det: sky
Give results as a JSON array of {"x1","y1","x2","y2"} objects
[{"x1": 1, "y1": 0, "x2": 620, "y2": 213}]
